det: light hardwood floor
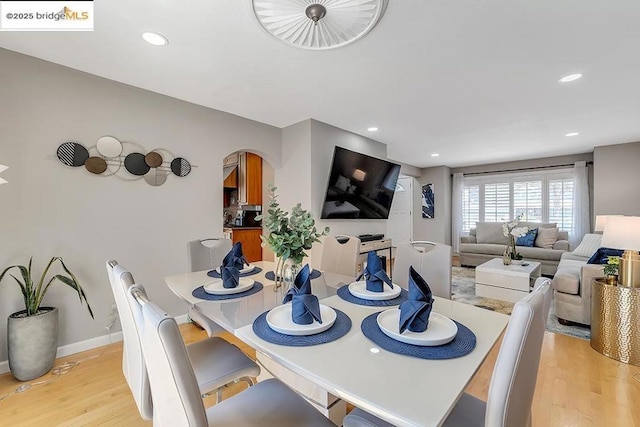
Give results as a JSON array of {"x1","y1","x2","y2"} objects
[{"x1": 1, "y1": 322, "x2": 639, "y2": 426}]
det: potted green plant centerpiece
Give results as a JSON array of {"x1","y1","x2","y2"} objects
[
  {"x1": 0, "y1": 257, "x2": 93, "y2": 381},
  {"x1": 257, "y1": 185, "x2": 329, "y2": 289}
]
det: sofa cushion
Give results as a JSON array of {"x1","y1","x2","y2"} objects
[
  {"x1": 460, "y1": 243, "x2": 505, "y2": 256},
  {"x1": 535, "y1": 227, "x2": 558, "y2": 249},
  {"x1": 516, "y1": 228, "x2": 538, "y2": 247},
  {"x1": 475, "y1": 222, "x2": 509, "y2": 245},
  {"x1": 517, "y1": 246, "x2": 565, "y2": 261},
  {"x1": 572, "y1": 233, "x2": 602, "y2": 258},
  {"x1": 519, "y1": 221, "x2": 556, "y2": 230},
  {"x1": 553, "y1": 259, "x2": 585, "y2": 295}
]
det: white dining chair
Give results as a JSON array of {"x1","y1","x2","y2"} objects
[
  {"x1": 187, "y1": 238, "x2": 233, "y2": 337},
  {"x1": 320, "y1": 235, "x2": 361, "y2": 277},
  {"x1": 106, "y1": 260, "x2": 259, "y2": 420},
  {"x1": 392, "y1": 241, "x2": 452, "y2": 299},
  {"x1": 129, "y1": 285, "x2": 336, "y2": 427},
  {"x1": 344, "y1": 277, "x2": 552, "y2": 427}
]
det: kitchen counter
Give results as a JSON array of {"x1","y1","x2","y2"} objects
[{"x1": 223, "y1": 224, "x2": 262, "y2": 230}]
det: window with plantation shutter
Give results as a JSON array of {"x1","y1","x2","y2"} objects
[
  {"x1": 462, "y1": 184, "x2": 479, "y2": 232},
  {"x1": 462, "y1": 169, "x2": 574, "y2": 233},
  {"x1": 484, "y1": 182, "x2": 510, "y2": 223}
]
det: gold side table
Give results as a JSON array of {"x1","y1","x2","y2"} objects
[{"x1": 591, "y1": 278, "x2": 640, "y2": 366}]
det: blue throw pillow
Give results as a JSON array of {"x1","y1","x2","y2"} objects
[
  {"x1": 587, "y1": 247, "x2": 624, "y2": 264},
  {"x1": 516, "y1": 228, "x2": 538, "y2": 247}
]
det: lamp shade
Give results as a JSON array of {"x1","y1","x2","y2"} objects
[
  {"x1": 594, "y1": 214, "x2": 622, "y2": 232},
  {"x1": 601, "y1": 216, "x2": 640, "y2": 251}
]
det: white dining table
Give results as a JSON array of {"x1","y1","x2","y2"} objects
[{"x1": 165, "y1": 261, "x2": 509, "y2": 427}]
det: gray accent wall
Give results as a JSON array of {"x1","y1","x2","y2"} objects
[
  {"x1": 413, "y1": 166, "x2": 452, "y2": 245},
  {"x1": 0, "y1": 48, "x2": 281, "y2": 360},
  {"x1": 593, "y1": 141, "x2": 640, "y2": 216}
]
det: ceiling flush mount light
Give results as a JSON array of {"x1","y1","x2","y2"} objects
[
  {"x1": 367, "y1": 127, "x2": 379, "y2": 132},
  {"x1": 141, "y1": 31, "x2": 169, "y2": 46},
  {"x1": 565, "y1": 132, "x2": 580, "y2": 137},
  {"x1": 251, "y1": 0, "x2": 388, "y2": 50},
  {"x1": 430, "y1": 153, "x2": 440, "y2": 157},
  {"x1": 559, "y1": 73, "x2": 582, "y2": 83}
]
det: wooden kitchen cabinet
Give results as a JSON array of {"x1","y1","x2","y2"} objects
[
  {"x1": 230, "y1": 228, "x2": 263, "y2": 262},
  {"x1": 223, "y1": 168, "x2": 237, "y2": 188},
  {"x1": 238, "y1": 152, "x2": 262, "y2": 205}
]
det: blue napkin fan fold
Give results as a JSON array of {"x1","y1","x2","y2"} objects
[
  {"x1": 398, "y1": 266, "x2": 434, "y2": 334},
  {"x1": 221, "y1": 265, "x2": 240, "y2": 288},
  {"x1": 221, "y1": 242, "x2": 249, "y2": 271},
  {"x1": 282, "y1": 264, "x2": 322, "y2": 325},
  {"x1": 356, "y1": 251, "x2": 393, "y2": 292}
]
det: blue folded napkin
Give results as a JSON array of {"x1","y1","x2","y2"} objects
[
  {"x1": 221, "y1": 265, "x2": 240, "y2": 289},
  {"x1": 282, "y1": 264, "x2": 322, "y2": 325},
  {"x1": 398, "y1": 266, "x2": 434, "y2": 334},
  {"x1": 221, "y1": 242, "x2": 248, "y2": 271},
  {"x1": 356, "y1": 251, "x2": 393, "y2": 292}
]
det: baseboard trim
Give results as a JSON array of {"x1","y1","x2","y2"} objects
[{"x1": 0, "y1": 313, "x2": 191, "y2": 375}]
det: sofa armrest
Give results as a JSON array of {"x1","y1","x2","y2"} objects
[
  {"x1": 553, "y1": 239, "x2": 570, "y2": 251},
  {"x1": 580, "y1": 264, "x2": 604, "y2": 325},
  {"x1": 460, "y1": 235, "x2": 477, "y2": 244}
]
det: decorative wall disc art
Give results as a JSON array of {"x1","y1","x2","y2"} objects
[
  {"x1": 55, "y1": 136, "x2": 194, "y2": 186},
  {"x1": 57, "y1": 142, "x2": 89, "y2": 167}
]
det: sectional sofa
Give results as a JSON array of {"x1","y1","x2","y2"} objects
[{"x1": 460, "y1": 221, "x2": 570, "y2": 276}]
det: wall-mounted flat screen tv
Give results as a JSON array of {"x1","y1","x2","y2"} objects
[{"x1": 320, "y1": 146, "x2": 401, "y2": 219}]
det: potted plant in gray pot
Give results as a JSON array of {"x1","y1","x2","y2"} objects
[{"x1": 0, "y1": 257, "x2": 93, "y2": 381}]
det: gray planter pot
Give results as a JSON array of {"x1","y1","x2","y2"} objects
[{"x1": 7, "y1": 307, "x2": 58, "y2": 381}]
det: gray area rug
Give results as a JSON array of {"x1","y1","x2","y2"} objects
[{"x1": 452, "y1": 266, "x2": 590, "y2": 340}]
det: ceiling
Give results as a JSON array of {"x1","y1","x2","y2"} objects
[{"x1": 1, "y1": 0, "x2": 639, "y2": 168}]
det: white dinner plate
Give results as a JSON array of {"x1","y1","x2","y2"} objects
[
  {"x1": 215, "y1": 264, "x2": 255, "y2": 274},
  {"x1": 377, "y1": 309, "x2": 458, "y2": 346},
  {"x1": 348, "y1": 280, "x2": 401, "y2": 300},
  {"x1": 203, "y1": 278, "x2": 255, "y2": 295},
  {"x1": 266, "y1": 303, "x2": 337, "y2": 336}
]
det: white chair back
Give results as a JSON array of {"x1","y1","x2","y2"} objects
[
  {"x1": 130, "y1": 287, "x2": 208, "y2": 426},
  {"x1": 320, "y1": 235, "x2": 361, "y2": 277},
  {"x1": 392, "y1": 241, "x2": 452, "y2": 298},
  {"x1": 106, "y1": 260, "x2": 153, "y2": 420},
  {"x1": 485, "y1": 277, "x2": 552, "y2": 427},
  {"x1": 187, "y1": 238, "x2": 233, "y2": 272}
]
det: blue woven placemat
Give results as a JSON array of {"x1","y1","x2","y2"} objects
[
  {"x1": 264, "y1": 269, "x2": 322, "y2": 281},
  {"x1": 252, "y1": 308, "x2": 351, "y2": 346},
  {"x1": 337, "y1": 285, "x2": 408, "y2": 307},
  {"x1": 207, "y1": 266, "x2": 263, "y2": 279},
  {"x1": 361, "y1": 312, "x2": 476, "y2": 359},
  {"x1": 192, "y1": 282, "x2": 264, "y2": 301}
]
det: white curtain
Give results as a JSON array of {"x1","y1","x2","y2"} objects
[
  {"x1": 572, "y1": 161, "x2": 590, "y2": 248},
  {"x1": 452, "y1": 173, "x2": 464, "y2": 254}
]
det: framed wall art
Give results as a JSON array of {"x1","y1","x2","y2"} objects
[{"x1": 422, "y1": 183, "x2": 434, "y2": 218}]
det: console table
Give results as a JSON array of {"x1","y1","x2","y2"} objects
[
  {"x1": 591, "y1": 279, "x2": 640, "y2": 366},
  {"x1": 357, "y1": 238, "x2": 392, "y2": 276}
]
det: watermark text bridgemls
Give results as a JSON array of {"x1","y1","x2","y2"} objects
[{"x1": 0, "y1": 1, "x2": 94, "y2": 31}]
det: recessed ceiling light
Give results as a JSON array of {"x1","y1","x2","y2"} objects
[
  {"x1": 367, "y1": 127, "x2": 378, "y2": 132},
  {"x1": 559, "y1": 73, "x2": 582, "y2": 83},
  {"x1": 369, "y1": 347, "x2": 380, "y2": 354},
  {"x1": 142, "y1": 31, "x2": 169, "y2": 46},
  {"x1": 565, "y1": 132, "x2": 580, "y2": 137},
  {"x1": 430, "y1": 153, "x2": 440, "y2": 157}
]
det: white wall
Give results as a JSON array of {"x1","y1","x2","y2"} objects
[{"x1": 0, "y1": 49, "x2": 281, "y2": 360}]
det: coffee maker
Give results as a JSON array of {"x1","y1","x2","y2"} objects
[{"x1": 236, "y1": 205, "x2": 262, "y2": 227}]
